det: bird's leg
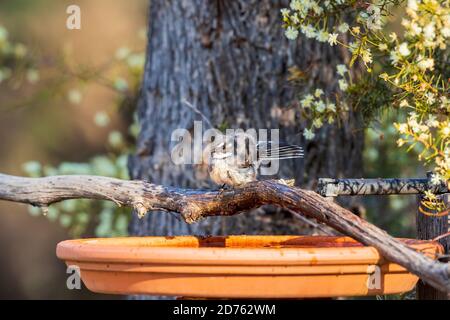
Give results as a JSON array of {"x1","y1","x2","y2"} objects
[{"x1": 216, "y1": 184, "x2": 231, "y2": 198}]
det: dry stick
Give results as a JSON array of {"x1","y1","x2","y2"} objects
[
  {"x1": 0, "y1": 173, "x2": 449, "y2": 292},
  {"x1": 287, "y1": 209, "x2": 338, "y2": 236},
  {"x1": 434, "y1": 232, "x2": 450, "y2": 242}
]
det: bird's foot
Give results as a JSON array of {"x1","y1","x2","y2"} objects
[
  {"x1": 278, "y1": 178, "x2": 295, "y2": 187},
  {"x1": 217, "y1": 184, "x2": 232, "y2": 197}
]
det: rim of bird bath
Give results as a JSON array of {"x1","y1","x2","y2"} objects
[{"x1": 56, "y1": 235, "x2": 443, "y2": 298}]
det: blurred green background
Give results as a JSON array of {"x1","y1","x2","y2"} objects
[
  {"x1": 0, "y1": 0, "x2": 147, "y2": 299},
  {"x1": 0, "y1": 0, "x2": 428, "y2": 299}
]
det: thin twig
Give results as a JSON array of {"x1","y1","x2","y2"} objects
[
  {"x1": 287, "y1": 209, "x2": 337, "y2": 236},
  {"x1": 433, "y1": 231, "x2": 450, "y2": 242},
  {"x1": 181, "y1": 99, "x2": 213, "y2": 129}
]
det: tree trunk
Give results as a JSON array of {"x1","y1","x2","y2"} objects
[{"x1": 128, "y1": 0, "x2": 364, "y2": 237}]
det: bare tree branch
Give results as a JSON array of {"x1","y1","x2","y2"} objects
[{"x1": 0, "y1": 173, "x2": 449, "y2": 293}]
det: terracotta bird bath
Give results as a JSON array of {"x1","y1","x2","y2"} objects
[{"x1": 56, "y1": 235, "x2": 443, "y2": 298}]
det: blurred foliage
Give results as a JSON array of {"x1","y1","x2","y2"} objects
[
  {"x1": 363, "y1": 110, "x2": 427, "y2": 236},
  {"x1": 0, "y1": 21, "x2": 145, "y2": 237},
  {"x1": 23, "y1": 151, "x2": 133, "y2": 237},
  {"x1": 0, "y1": 0, "x2": 50, "y2": 13},
  {"x1": 0, "y1": 25, "x2": 39, "y2": 89},
  {"x1": 347, "y1": 74, "x2": 396, "y2": 127},
  {"x1": 283, "y1": 0, "x2": 450, "y2": 211}
]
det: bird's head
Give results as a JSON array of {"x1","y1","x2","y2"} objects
[{"x1": 211, "y1": 141, "x2": 233, "y2": 159}]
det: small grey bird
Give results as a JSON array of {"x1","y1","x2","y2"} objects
[{"x1": 205, "y1": 133, "x2": 303, "y2": 188}]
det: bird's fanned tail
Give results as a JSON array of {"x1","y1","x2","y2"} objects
[{"x1": 257, "y1": 143, "x2": 304, "y2": 161}]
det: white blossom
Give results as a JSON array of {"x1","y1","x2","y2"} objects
[
  {"x1": 390, "y1": 51, "x2": 401, "y2": 65},
  {"x1": 115, "y1": 47, "x2": 130, "y2": 60},
  {"x1": 366, "y1": 5, "x2": 382, "y2": 31},
  {"x1": 313, "y1": 118, "x2": 323, "y2": 128},
  {"x1": 378, "y1": 43, "x2": 388, "y2": 51},
  {"x1": 336, "y1": 64, "x2": 348, "y2": 76},
  {"x1": 328, "y1": 33, "x2": 338, "y2": 46},
  {"x1": 316, "y1": 30, "x2": 329, "y2": 42},
  {"x1": 430, "y1": 173, "x2": 442, "y2": 186},
  {"x1": 397, "y1": 123, "x2": 409, "y2": 134},
  {"x1": 423, "y1": 23, "x2": 436, "y2": 41},
  {"x1": 389, "y1": 32, "x2": 397, "y2": 42},
  {"x1": 314, "y1": 100, "x2": 326, "y2": 113},
  {"x1": 338, "y1": 79, "x2": 348, "y2": 91},
  {"x1": 337, "y1": 23, "x2": 349, "y2": 33},
  {"x1": 327, "y1": 103, "x2": 336, "y2": 112},
  {"x1": 301, "y1": 25, "x2": 316, "y2": 38},
  {"x1": 290, "y1": 0, "x2": 302, "y2": 11},
  {"x1": 280, "y1": 8, "x2": 290, "y2": 19},
  {"x1": 417, "y1": 57, "x2": 434, "y2": 71},
  {"x1": 303, "y1": 128, "x2": 315, "y2": 140},
  {"x1": 301, "y1": 94, "x2": 314, "y2": 108},
  {"x1": 94, "y1": 111, "x2": 110, "y2": 127},
  {"x1": 68, "y1": 89, "x2": 82, "y2": 105},
  {"x1": 426, "y1": 115, "x2": 439, "y2": 128},
  {"x1": 285, "y1": 26, "x2": 299, "y2": 40},
  {"x1": 314, "y1": 88, "x2": 324, "y2": 97},
  {"x1": 114, "y1": 78, "x2": 129, "y2": 92},
  {"x1": 400, "y1": 100, "x2": 410, "y2": 108},
  {"x1": 361, "y1": 49, "x2": 373, "y2": 64},
  {"x1": 398, "y1": 43, "x2": 411, "y2": 56},
  {"x1": 407, "y1": 0, "x2": 418, "y2": 11},
  {"x1": 397, "y1": 138, "x2": 406, "y2": 146}
]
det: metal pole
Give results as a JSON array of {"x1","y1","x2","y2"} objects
[{"x1": 317, "y1": 177, "x2": 449, "y2": 197}]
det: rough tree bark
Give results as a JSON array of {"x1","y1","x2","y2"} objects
[
  {"x1": 128, "y1": 0, "x2": 363, "y2": 237},
  {"x1": 417, "y1": 194, "x2": 450, "y2": 299}
]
